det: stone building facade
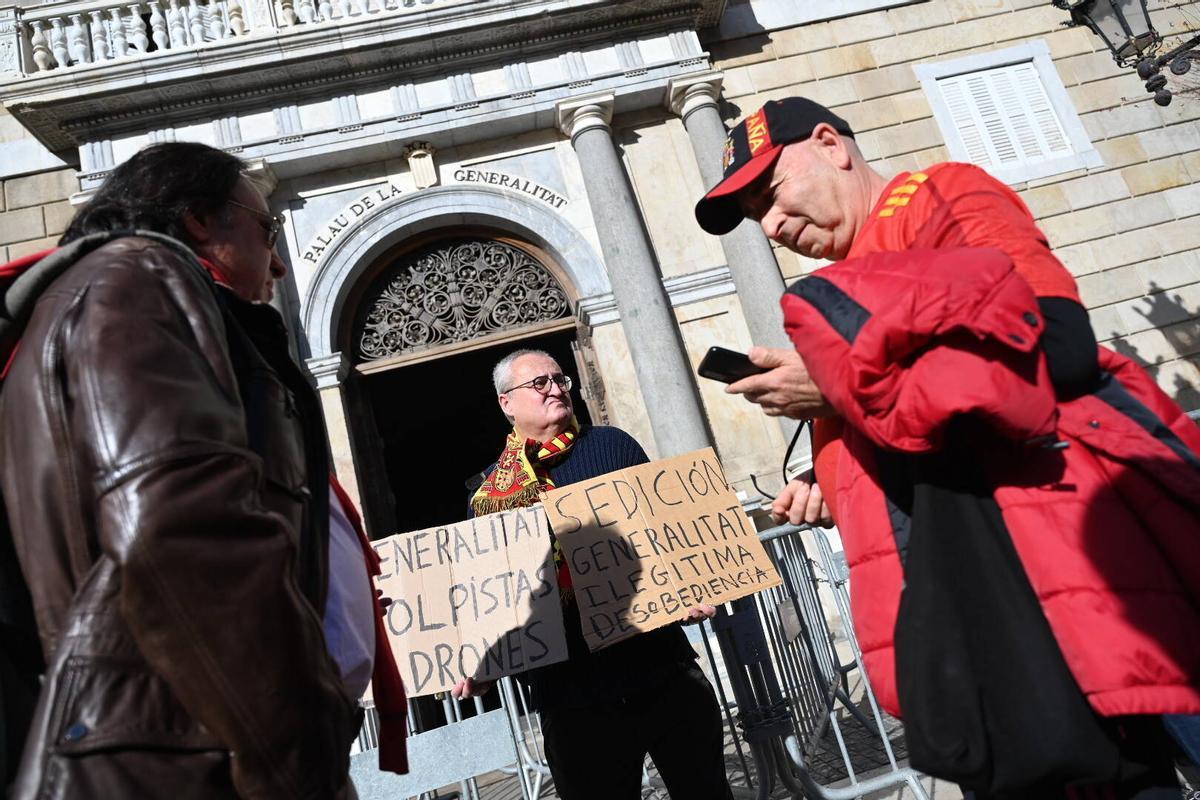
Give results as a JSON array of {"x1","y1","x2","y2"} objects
[{"x1": 1, "y1": 0, "x2": 1197, "y2": 535}]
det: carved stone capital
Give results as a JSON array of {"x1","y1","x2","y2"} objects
[
  {"x1": 306, "y1": 351, "x2": 351, "y2": 389},
  {"x1": 404, "y1": 141, "x2": 438, "y2": 189},
  {"x1": 556, "y1": 92, "x2": 614, "y2": 141},
  {"x1": 667, "y1": 71, "x2": 724, "y2": 121}
]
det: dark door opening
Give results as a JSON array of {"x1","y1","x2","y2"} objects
[{"x1": 363, "y1": 328, "x2": 592, "y2": 535}]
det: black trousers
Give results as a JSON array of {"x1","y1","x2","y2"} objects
[{"x1": 540, "y1": 664, "x2": 734, "y2": 800}]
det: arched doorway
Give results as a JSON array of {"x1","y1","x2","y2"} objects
[{"x1": 343, "y1": 229, "x2": 600, "y2": 534}]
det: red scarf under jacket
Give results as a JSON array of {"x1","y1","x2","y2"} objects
[{"x1": 0, "y1": 247, "x2": 57, "y2": 379}]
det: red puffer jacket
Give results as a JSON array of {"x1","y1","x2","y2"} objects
[{"x1": 781, "y1": 246, "x2": 1200, "y2": 720}]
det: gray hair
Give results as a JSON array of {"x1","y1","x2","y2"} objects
[{"x1": 493, "y1": 348, "x2": 557, "y2": 396}]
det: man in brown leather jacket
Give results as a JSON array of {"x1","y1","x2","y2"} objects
[{"x1": 0, "y1": 143, "x2": 360, "y2": 799}]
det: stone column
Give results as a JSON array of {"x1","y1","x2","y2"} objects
[
  {"x1": 556, "y1": 92, "x2": 712, "y2": 457},
  {"x1": 668, "y1": 73, "x2": 801, "y2": 443},
  {"x1": 668, "y1": 72, "x2": 792, "y2": 352},
  {"x1": 306, "y1": 352, "x2": 363, "y2": 510}
]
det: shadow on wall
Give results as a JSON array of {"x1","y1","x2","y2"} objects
[
  {"x1": 718, "y1": 100, "x2": 745, "y2": 127},
  {"x1": 1106, "y1": 282, "x2": 1200, "y2": 412}
]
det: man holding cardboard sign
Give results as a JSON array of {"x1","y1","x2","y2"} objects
[{"x1": 460, "y1": 349, "x2": 733, "y2": 800}]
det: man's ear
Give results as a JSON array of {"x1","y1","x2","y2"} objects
[
  {"x1": 811, "y1": 123, "x2": 852, "y2": 170},
  {"x1": 498, "y1": 393, "x2": 511, "y2": 418},
  {"x1": 182, "y1": 210, "x2": 214, "y2": 246}
]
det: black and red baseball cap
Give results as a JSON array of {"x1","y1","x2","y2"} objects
[{"x1": 694, "y1": 98, "x2": 855, "y2": 236}]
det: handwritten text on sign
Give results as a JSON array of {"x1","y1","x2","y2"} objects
[
  {"x1": 371, "y1": 506, "x2": 568, "y2": 696},
  {"x1": 544, "y1": 448, "x2": 782, "y2": 651}
]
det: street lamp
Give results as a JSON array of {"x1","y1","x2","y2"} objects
[{"x1": 1052, "y1": 0, "x2": 1200, "y2": 106}]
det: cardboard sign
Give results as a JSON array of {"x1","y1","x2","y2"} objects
[
  {"x1": 371, "y1": 506, "x2": 569, "y2": 697},
  {"x1": 544, "y1": 447, "x2": 782, "y2": 651}
]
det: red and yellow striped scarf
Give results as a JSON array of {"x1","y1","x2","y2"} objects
[
  {"x1": 470, "y1": 418, "x2": 579, "y2": 516},
  {"x1": 471, "y1": 419, "x2": 580, "y2": 595}
]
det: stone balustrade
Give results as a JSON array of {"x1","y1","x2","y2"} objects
[
  {"x1": 0, "y1": 0, "x2": 248, "y2": 75},
  {"x1": 0, "y1": 0, "x2": 449, "y2": 76},
  {"x1": 273, "y1": 0, "x2": 439, "y2": 28}
]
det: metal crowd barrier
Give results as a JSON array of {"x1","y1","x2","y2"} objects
[
  {"x1": 350, "y1": 676, "x2": 549, "y2": 800},
  {"x1": 704, "y1": 524, "x2": 929, "y2": 800},
  {"x1": 350, "y1": 523, "x2": 930, "y2": 800}
]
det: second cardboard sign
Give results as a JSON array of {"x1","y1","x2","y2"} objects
[{"x1": 544, "y1": 447, "x2": 783, "y2": 651}]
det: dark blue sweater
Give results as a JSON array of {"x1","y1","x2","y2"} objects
[
  {"x1": 545, "y1": 424, "x2": 650, "y2": 487},
  {"x1": 472, "y1": 425, "x2": 698, "y2": 710}
]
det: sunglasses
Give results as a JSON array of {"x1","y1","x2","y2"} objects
[{"x1": 227, "y1": 199, "x2": 284, "y2": 249}]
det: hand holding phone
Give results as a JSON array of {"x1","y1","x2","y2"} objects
[
  {"x1": 718, "y1": 346, "x2": 834, "y2": 419},
  {"x1": 697, "y1": 346, "x2": 770, "y2": 384}
]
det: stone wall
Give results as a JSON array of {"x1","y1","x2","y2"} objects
[
  {"x1": 0, "y1": 170, "x2": 76, "y2": 262},
  {"x1": 0, "y1": 105, "x2": 78, "y2": 262},
  {"x1": 706, "y1": 0, "x2": 1200, "y2": 410},
  {"x1": 0, "y1": 172, "x2": 78, "y2": 263}
]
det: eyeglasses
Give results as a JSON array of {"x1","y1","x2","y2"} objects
[
  {"x1": 503, "y1": 373, "x2": 573, "y2": 394},
  {"x1": 227, "y1": 199, "x2": 284, "y2": 249}
]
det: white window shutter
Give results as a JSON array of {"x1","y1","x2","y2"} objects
[
  {"x1": 934, "y1": 60, "x2": 1075, "y2": 172},
  {"x1": 937, "y1": 77, "x2": 991, "y2": 165},
  {"x1": 915, "y1": 41, "x2": 1103, "y2": 184},
  {"x1": 1014, "y1": 63, "x2": 1071, "y2": 156}
]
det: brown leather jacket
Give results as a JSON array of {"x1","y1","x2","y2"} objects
[{"x1": 0, "y1": 237, "x2": 359, "y2": 799}]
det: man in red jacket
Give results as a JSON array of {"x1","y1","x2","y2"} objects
[{"x1": 694, "y1": 98, "x2": 1200, "y2": 798}]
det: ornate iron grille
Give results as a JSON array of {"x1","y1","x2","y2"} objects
[{"x1": 357, "y1": 238, "x2": 570, "y2": 361}]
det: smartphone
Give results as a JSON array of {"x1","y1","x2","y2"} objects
[{"x1": 697, "y1": 346, "x2": 768, "y2": 384}]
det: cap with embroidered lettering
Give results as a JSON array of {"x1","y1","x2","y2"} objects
[{"x1": 694, "y1": 98, "x2": 854, "y2": 236}]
